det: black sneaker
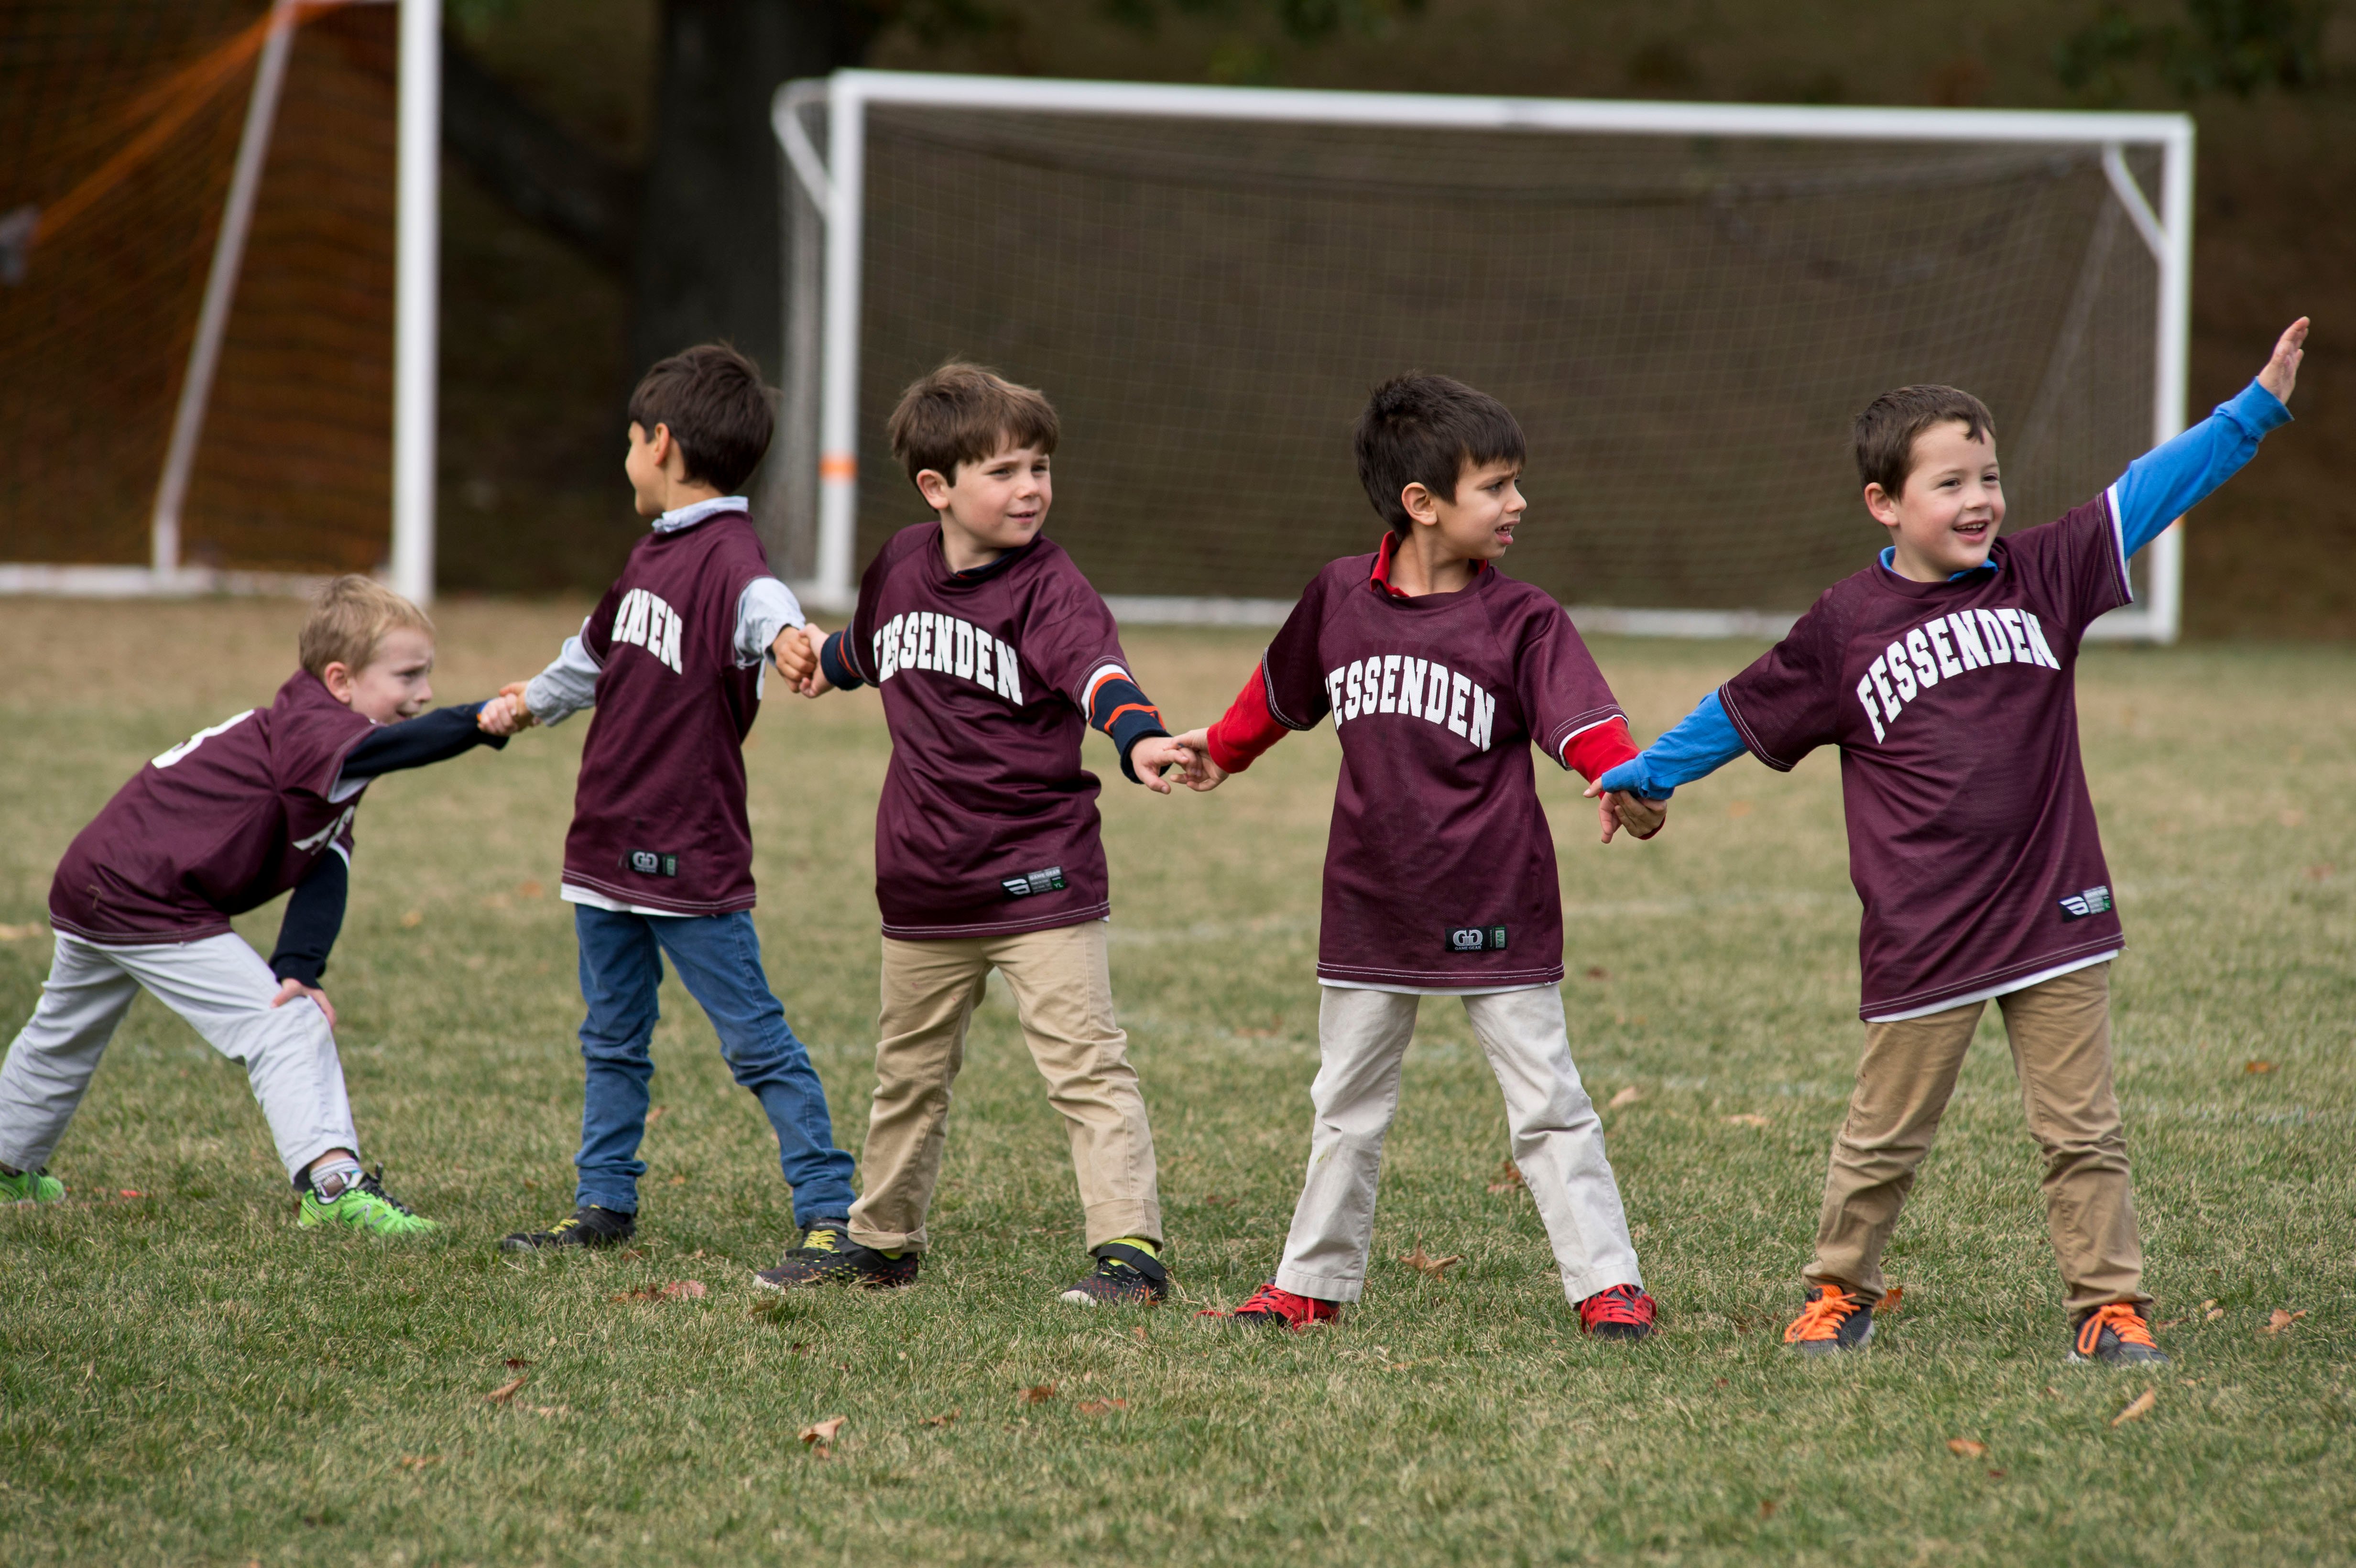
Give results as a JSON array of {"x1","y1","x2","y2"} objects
[
  {"x1": 1059, "y1": 1241, "x2": 1169, "y2": 1305},
  {"x1": 499, "y1": 1204, "x2": 635, "y2": 1252},
  {"x1": 752, "y1": 1222, "x2": 919, "y2": 1291},
  {"x1": 1782, "y1": 1284, "x2": 1874, "y2": 1355},
  {"x1": 2070, "y1": 1302, "x2": 2167, "y2": 1365}
]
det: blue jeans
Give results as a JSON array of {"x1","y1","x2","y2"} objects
[{"x1": 572, "y1": 906, "x2": 856, "y2": 1225}]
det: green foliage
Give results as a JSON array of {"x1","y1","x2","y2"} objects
[{"x1": 2058, "y1": 0, "x2": 2335, "y2": 102}]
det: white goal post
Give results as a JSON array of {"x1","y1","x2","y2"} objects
[{"x1": 773, "y1": 70, "x2": 2192, "y2": 642}]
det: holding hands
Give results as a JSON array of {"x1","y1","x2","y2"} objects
[
  {"x1": 1582, "y1": 778, "x2": 1668, "y2": 844},
  {"x1": 475, "y1": 684, "x2": 536, "y2": 736}
]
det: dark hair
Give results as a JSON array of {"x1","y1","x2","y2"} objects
[
  {"x1": 886, "y1": 361, "x2": 1059, "y2": 489},
  {"x1": 1354, "y1": 373, "x2": 1527, "y2": 536},
  {"x1": 1853, "y1": 385, "x2": 1996, "y2": 498},
  {"x1": 627, "y1": 344, "x2": 774, "y2": 493}
]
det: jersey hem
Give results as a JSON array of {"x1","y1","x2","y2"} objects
[
  {"x1": 1863, "y1": 947, "x2": 2120, "y2": 1022},
  {"x1": 1319, "y1": 977, "x2": 1558, "y2": 996},
  {"x1": 1857, "y1": 935, "x2": 2125, "y2": 1020},
  {"x1": 559, "y1": 875, "x2": 755, "y2": 918},
  {"x1": 881, "y1": 901, "x2": 1113, "y2": 941},
  {"x1": 1714, "y1": 684, "x2": 1797, "y2": 772},
  {"x1": 45, "y1": 914, "x2": 229, "y2": 947},
  {"x1": 1316, "y1": 959, "x2": 1567, "y2": 988}
]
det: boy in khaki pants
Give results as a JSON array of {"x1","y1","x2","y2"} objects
[
  {"x1": 1599, "y1": 318, "x2": 2310, "y2": 1363},
  {"x1": 766, "y1": 362, "x2": 1191, "y2": 1305}
]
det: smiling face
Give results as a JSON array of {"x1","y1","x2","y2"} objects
[
  {"x1": 1867, "y1": 420, "x2": 2006, "y2": 581},
  {"x1": 326, "y1": 626, "x2": 436, "y2": 723},
  {"x1": 916, "y1": 438, "x2": 1053, "y2": 571},
  {"x1": 1410, "y1": 456, "x2": 1527, "y2": 563}
]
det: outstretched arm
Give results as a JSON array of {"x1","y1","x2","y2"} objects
[
  {"x1": 2113, "y1": 317, "x2": 2305, "y2": 558},
  {"x1": 342, "y1": 702, "x2": 508, "y2": 785},
  {"x1": 1586, "y1": 691, "x2": 1749, "y2": 803}
]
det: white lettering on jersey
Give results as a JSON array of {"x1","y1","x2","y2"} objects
[
  {"x1": 152, "y1": 708, "x2": 257, "y2": 769},
  {"x1": 2020, "y1": 610, "x2": 2061, "y2": 669},
  {"x1": 1321, "y1": 656, "x2": 1496, "y2": 751},
  {"x1": 1399, "y1": 657, "x2": 1426, "y2": 719},
  {"x1": 1926, "y1": 618, "x2": 1963, "y2": 679},
  {"x1": 1884, "y1": 640, "x2": 1919, "y2": 704},
  {"x1": 1377, "y1": 654, "x2": 1401, "y2": 714},
  {"x1": 1857, "y1": 602, "x2": 2066, "y2": 742},
  {"x1": 612, "y1": 588, "x2": 683, "y2": 673},
  {"x1": 1342, "y1": 659, "x2": 1364, "y2": 721},
  {"x1": 995, "y1": 637, "x2": 1022, "y2": 703},
  {"x1": 1947, "y1": 611, "x2": 1990, "y2": 668},
  {"x1": 1447, "y1": 672, "x2": 1472, "y2": 738},
  {"x1": 1868, "y1": 654, "x2": 1902, "y2": 725},
  {"x1": 871, "y1": 610, "x2": 1025, "y2": 705},
  {"x1": 294, "y1": 803, "x2": 358, "y2": 854},
  {"x1": 1974, "y1": 608, "x2": 2013, "y2": 664},
  {"x1": 1905, "y1": 627, "x2": 1940, "y2": 689},
  {"x1": 1854, "y1": 675, "x2": 1887, "y2": 742},
  {"x1": 1469, "y1": 685, "x2": 1496, "y2": 751}
]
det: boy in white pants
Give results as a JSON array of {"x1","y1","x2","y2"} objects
[
  {"x1": 0, "y1": 577, "x2": 516, "y2": 1230},
  {"x1": 1175, "y1": 374, "x2": 1669, "y2": 1337}
]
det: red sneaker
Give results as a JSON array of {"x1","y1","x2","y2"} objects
[
  {"x1": 1577, "y1": 1283, "x2": 1660, "y2": 1340},
  {"x1": 1200, "y1": 1281, "x2": 1340, "y2": 1330}
]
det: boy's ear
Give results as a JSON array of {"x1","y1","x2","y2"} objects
[
  {"x1": 1863, "y1": 482, "x2": 1903, "y2": 530},
  {"x1": 651, "y1": 422, "x2": 689, "y2": 478},
  {"x1": 1399, "y1": 481, "x2": 1440, "y2": 528},
  {"x1": 319, "y1": 660, "x2": 357, "y2": 706},
  {"x1": 915, "y1": 467, "x2": 954, "y2": 511}
]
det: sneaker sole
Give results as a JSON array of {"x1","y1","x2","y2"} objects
[
  {"x1": 2067, "y1": 1348, "x2": 2167, "y2": 1365},
  {"x1": 1792, "y1": 1319, "x2": 1874, "y2": 1355}
]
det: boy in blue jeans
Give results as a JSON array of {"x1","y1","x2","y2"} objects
[
  {"x1": 1597, "y1": 319, "x2": 2308, "y2": 1363},
  {"x1": 493, "y1": 345, "x2": 856, "y2": 1256}
]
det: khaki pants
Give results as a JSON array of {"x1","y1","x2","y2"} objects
[
  {"x1": 847, "y1": 920, "x2": 1160, "y2": 1254},
  {"x1": 1806, "y1": 961, "x2": 2146, "y2": 1315}
]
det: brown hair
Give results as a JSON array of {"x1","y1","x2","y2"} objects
[
  {"x1": 627, "y1": 343, "x2": 775, "y2": 493},
  {"x1": 886, "y1": 361, "x2": 1059, "y2": 490},
  {"x1": 1354, "y1": 373, "x2": 1527, "y2": 536},
  {"x1": 1853, "y1": 385, "x2": 1996, "y2": 498},
  {"x1": 299, "y1": 575, "x2": 433, "y2": 682}
]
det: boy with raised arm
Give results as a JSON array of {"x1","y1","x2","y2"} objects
[
  {"x1": 0, "y1": 576, "x2": 512, "y2": 1231},
  {"x1": 1596, "y1": 320, "x2": 2310, "y2": 1364},
  {"x1": 1175, "y1": 374, "x2": 1668, "y2": 1339},
  {"x1": 492, "y1": 344, "x2": 859, "y2": 1262},
  {"x1": 769, "y1": 362, "x2": 1191, "y2": 1306}
]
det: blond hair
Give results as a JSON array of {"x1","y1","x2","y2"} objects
[{"x1": 299, "y1": 575, "x2": 434, "y2": 681}]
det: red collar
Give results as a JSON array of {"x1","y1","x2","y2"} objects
[{"x1": 1369, "y1": 533, "x2": 1488, "y2": 599}]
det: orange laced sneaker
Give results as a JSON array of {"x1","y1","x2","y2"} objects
[
  {"x1": 1200, "y1": 1282, "x2": 1340, "y2": 1330},
  {"x1": 1782, "y1": 1284, "x2": 1874, "y2": 1355},
  {"x1": 2070, "y1": 1302, "x2": 2166, "y2": 1365}
]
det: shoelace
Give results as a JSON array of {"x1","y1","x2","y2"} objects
[
  {"x1": 799, "y1": 1227, "x2": 848, "y2": 1254},
  {"x1": 1580, "y1": 1285, "x2": 1655, "y2": 1328},
  {"x1": 1783, "y1": 1288, "x2": 1861, "y2": 1343},
  {"x1": 1225, "y1": 1283, "x2": 1325, "y2": 1324},
  {"x1": 353, "y1": 1170, "x2": 417, "y2": 1217},
  {"x1": 2076, "y1": 1303, "x2": 2157, "y2": 1356}
]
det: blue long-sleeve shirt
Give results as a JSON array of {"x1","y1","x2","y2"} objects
[{"x1": 1599, "y1": 379, "x2": 2290, "y2": 800}]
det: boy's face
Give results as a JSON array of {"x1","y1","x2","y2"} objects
[
  {"x1": 1867, "y1": 420, "x2": 2006, "y2": 580},
  {"x1": 624, "y1": 420, "x2": 672, "y2": 518},
  {"x1": 1407, "y1": 457, "x2": 1526, "y2": 561},
  {"x1": 916, "y1": 439, "x2": 1052, "y2": 558},
  {"x1": 326, "y1": 627, "x2": 436, "y2": 724}
]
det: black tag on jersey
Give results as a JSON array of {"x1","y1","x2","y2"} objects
[
  {"x1": 1444, "y1": 925, "x2": 1508, "y2": 953},
  {"x1": 625, "y1": 849, "x2": 679, "y2": 878},
  {"x1": 2058, "y1": 885, "x2": 2113, "y2": 921},
  {"x1": 1001, "y1": 866, "x2": 1067, "y2": 899}
]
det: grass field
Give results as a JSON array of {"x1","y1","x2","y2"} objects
[{"x1": 0, "y1": 600, "x2": 2350, "y2": 1567}]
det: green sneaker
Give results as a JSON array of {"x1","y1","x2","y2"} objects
[
  {"x1": 0, "y1": 1166, "x2": 64, "y2": 1203},
  {"x1": 298, "y1": 1168, "x2": 437, "y2": 1236}
]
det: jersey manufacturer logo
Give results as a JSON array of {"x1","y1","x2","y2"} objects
[
  {"x1": 2058, "y1": 884, "x2": 2113, "y2": 920},
  {"x1": 624, "y1": 849, "x2": 679, "y2": 878},
  {"x1": 1444, "y1": 925, "x2": 1508, "y2": 952},
  {"x1": 1854, "y1": 605, "x2": 2064, "y2": 743},
  {"x1": 613, "y1": 588, "x2": 686, "y2": 674},
  {"x1": 293, "y1": 804, "x2": 358, "y2": 854},
  {"x1": 1328, "y1": 654, "x2": 1497, "y2": 751},
  {"x1": 1001, "y1": 865, "x2": 1066, "y2": 898},
  {"x1": 873, "y1": 610, "x2": 1023, "y2": 704}
]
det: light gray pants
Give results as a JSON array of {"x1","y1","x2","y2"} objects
[
  {"x1": 0, "y1": 931, "x2": 359, "y2": 1179},
  {"x1": 1275, "y1": 983, "x2": 1642, "y2": 1306}
]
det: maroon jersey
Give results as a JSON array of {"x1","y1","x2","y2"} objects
[
  {"x1": 1261, "y1": 555, "x2": 1628, "y2": 989},
  {"x1": 838, "y1": 524, "x2": 1142, "y2": 939},
  {"x1": 49, "y1": 671, "x2": 374, "y2": 944},
  {"x1": 562, "y1": 509, "x2": 772, "y2": 915},
  {"x1": 1718, "y1": 498, "x2": 2131, "y2": 1019}
]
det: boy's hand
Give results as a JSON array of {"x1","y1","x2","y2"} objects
[
  {"x1": 477, "y1": 685, "x2": 533, "y2": 736},
  {"x1": 1168, "y1": 728, "x2": 1229, "y2": 792},
  {"x1": 269, "y1": 977, "x2": 337, "y2": 1031},
  {"x1": 773, "y1": 623, "x2": 819, "y2": 687},
  {"x1": 2258, "y1": 316, "x2": 2309, "y2": 405},
  {"x1": 1127, "y1": 734, "x2": 1195, "y2": 795},
  {"x1": 1583, "y1": 777, "x2": 1666, "y2": 843}
]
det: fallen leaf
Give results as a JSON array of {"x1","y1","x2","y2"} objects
[
  {"x1": 517, "y1": 880, "x2": 545, "y2": 898},
  {"x1": 1131, "y1": 1326, "x2": 1149, "y2": 1344},
  {"x1": 118, "y1": 1189, "x2": 144, "y2": 1198},
  {"x1": 1485, "y1": 1159, "x2": 1525, "y2": 1194},
  {"x1": 530, "y1": 1405, "x2": 569, "y2": 1417},
  {"x1": 2154, "y1": 1318, "x2": 2184, "y2": 1329},
  {"x1": 622, "y1": 1248, "x2": 646, "y2": 1261},
  {"x1": 1584, "y1": 966, "x2": 1610, "y2": 981},
  {"x1": 644, "y1": 1106, "x2": 667, "y2": 1124},
  {"x1": 1947, "y1": 1437, "x2": 1987, "y2": 1458},
  {"x1": 2200, "y1": 1298, "x2": 2217, "y2": 1311},
  {"x1": 1878, "y1": 1286, "x2": 1904, "y2": 1315},
  {"x1": 690, "y1": 1249, "x2": 704, "y2": 1259},
  {"x1": 921, "y1": 1410, "x2": 959, "y2": 1427},
  {"x1": 1021, "y1": 1383, "x2": 1058, "y2": 1404},
  {"x1": 2262, "y1": 1308, "x2": 2306, "y2": 1336},
  {"x1": 484, "y1": 1375, "x2": 527, "y2": 1404},
  {"x1": 1607, "y1": 1086, "x2": 1644, "y2": 1110},
  {"x1": 2306, "y1": 863, "x2": 2335, "y2": 881},
  {"x1": 2045, "y1": 1385, "x2": 2063, "y2": 1398},
  {"x1": 399, "y1": 910, "x2": 423, "y2": 928},
  {"x1": 2278, "y1": 808, "x2": 2304, "y2": 828},
  {"x1": 1725, "y1": 1113, "x2": 1770, "y2": 1128},
  {"x1": 662, "y1": 1279, "x2": 707, "y2": 1300},
  {"x1": 502, "y1": 1357, "x2": 532, "y2": 1370},
  {"x1": 1758, "y1": 1499, "x2": 1778, "y2": 1517},
  {"x1": 1727, "y1": 800, "x2": 1755, "y2": 818},
  {"x1": 1398, "y1": 1241, "x2": 1466, "y2": 1279},
  {"x1": 398, "y1": 1454, "x2": 439, "y2": 1470},
  {"x1": 2181, "y1": 1379, "x2": 2203, "y2": 1387},
  {"x1": 2205, "y1": 1307, "x2": 2226, "y2": 1322},
  {"x1": 2110, "y1": 1388, "x2": 2157, "y2": 1427},
  {"x1": 668, "y1": 1173, "x2": 688, "y2": 1185},
  {"x1": 2246, "y1": 1060, "x2": 2276, "y2": 1074},
  {"x1": 1986, "y1": 1469, "x2": 2007, "y2": 1479},
  {"x1": 1076, "y1": 1398, "x2": 1129, "y2": 1416},
  {"x1": 799, "y1": 1415, "x2": 846, "y2": 1447}
]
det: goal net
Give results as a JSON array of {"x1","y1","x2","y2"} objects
[
  {"x1": 0, "y1": 0, "x2": 399, "y2": 591},
  {"x1": 774, "y1": 74, "x2": 2189, "y2": 641}
]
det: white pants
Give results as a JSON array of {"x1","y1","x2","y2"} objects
[
  {"x1": 0, "y1": 931, "x2": 359, "y2": 1179},
  {"x1": 1275, "y1": 984, "x2": 1642, "y2": 1306}
]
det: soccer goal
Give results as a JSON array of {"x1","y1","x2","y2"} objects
[
  {"x1": 0, "y1": 0, "x2": 440, "y2": 603},
  {"x1": 771, "y1": 71, "x2": 2192, "y2": 642}
]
